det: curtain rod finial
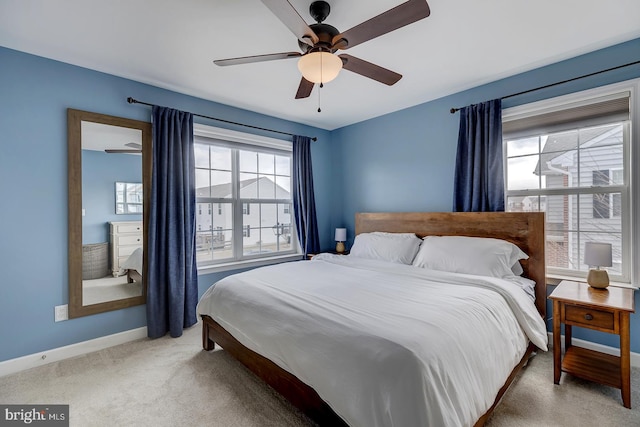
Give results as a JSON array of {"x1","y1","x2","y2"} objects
[
  {"x1": 450, "y1": 108, "x2": 458, "y2": 114},
  {"x1": 127, "y1": 97, "x2": 135, "y2": 104}
]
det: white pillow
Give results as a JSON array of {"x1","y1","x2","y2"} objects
[
  {"x1": 350, "y1": 232, "x2": 422, "y2": 264},
  {"x1": 507, "y1": 276, "x2": 536, "y2": 301},
  {"x1": 412, "y1": 235, "x2": 529, "y2": 278},
  {"x1": 511, "y1": 261, "x2": 524, "y2": 276}
]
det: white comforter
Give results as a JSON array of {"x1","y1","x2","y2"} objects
[
  {"x1": 120, "y1": 247, "x2": 143, "y2": 276},
  {"x1": 197, "y1": 254, "x2": 548, "y2": 427}
]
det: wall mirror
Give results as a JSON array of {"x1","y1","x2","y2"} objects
[{"x1": 68, "y1": 109, "x2": 152, "y2": 318}]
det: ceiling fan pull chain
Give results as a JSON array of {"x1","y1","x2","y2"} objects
[{"x1": 317, "y1": 52, "x2": 323, "y2": 112}]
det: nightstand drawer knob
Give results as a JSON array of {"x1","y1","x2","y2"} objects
[{"x1": 584, "y1": 313, "x2": 594, "y2": 321}]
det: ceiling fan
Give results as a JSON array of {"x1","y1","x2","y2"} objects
[
  {"x1": 214, "y1": 0, "x2": 431, "y2": 99},
  {"x1": 105, "y1": 142, "x2": 142, "y2": 154}
]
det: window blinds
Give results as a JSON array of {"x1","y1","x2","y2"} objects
[{"x1": 502, "y1": 91, "x2": 630, "y2": 138}]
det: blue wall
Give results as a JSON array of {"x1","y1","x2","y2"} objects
[
  {"x1": 82, "y1": 150, "x2": 142, "y2": 244},
  {"x1": 0, "y1": 46, "x2": 334, "y2": 362},
  {"x1": 333, "y1": 37, "x2": 640, "y2": 352},
  {"x1": 1, "y1": 37, "x2": 639, "y2": 362}
]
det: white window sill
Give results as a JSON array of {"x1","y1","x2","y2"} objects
[
  {"x1": 197, "y1": 253, "x2": 304, "y2": 275},
  {"x1": 547, "y1": 273, "x2": 637, "y2": 290}
]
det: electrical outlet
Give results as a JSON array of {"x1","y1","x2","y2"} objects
[{"x1": 54, "y1": 304, "x2": 68, "y2": 322}]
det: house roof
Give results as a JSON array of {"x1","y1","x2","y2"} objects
[
  {"x1": 196, "y1": 176, "x2": 288, "y2": 199},
  {"x1": 535, "y1": 125, "x2": 617, "y2": 175}
]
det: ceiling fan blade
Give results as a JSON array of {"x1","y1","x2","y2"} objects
[
  {"x1": 261, "y1": 0, "x2": 319, "y2": 47},
  {"x1": 332, "y1": 0, "x2": 430, "y2": 50},
  {"x1": 295, "y1": 77, "x2": 314, "y2": 99},
  {"x1": 105, "y1": 149, "x2": 142, "y2": 154},
  {"x1": 214, "y1": 52, "x2": 302, "y2": 66},
  {"x1": 339, "y1": 54, "x2": 402, "y2": 85}
]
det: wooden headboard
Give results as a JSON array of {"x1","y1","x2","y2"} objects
[{"x1": 355, "y1": 212, "x2": 546, "y2": 318}]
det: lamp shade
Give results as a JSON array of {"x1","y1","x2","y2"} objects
[
  {"x1": 297, "y1": 52, "x2": 342, "y2": 84},
  {"x1": 584, "y1": 242, "x2": 612, "y2": 267},
  {"x1": 335, "y1": 228, "x2": 347, "y2": 242}
]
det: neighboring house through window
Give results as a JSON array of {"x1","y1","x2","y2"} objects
[
  {"x1": 193, "y1": 124, "x2": 297, "y2": 268},
  {"x1": 593, "y1": 169, "x2": 623, "y2": 219},
  {"x1": 503, "y1": 82, "x2": 633, "y2": 282}
]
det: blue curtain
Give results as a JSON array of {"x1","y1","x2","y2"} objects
[
  {"x1": 147, "y1": 106, "x2": 198, "y2": 339},
  {"x1": 453, "y1": 99, "x2": 504, "y2": 212},
  {"x1": 292, "y1": 135, "x2": 320, "y2": 256}
]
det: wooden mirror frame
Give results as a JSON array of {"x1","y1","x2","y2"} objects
[{"x1": 67, "y1": 109, "x2": 152, "y2": 318}]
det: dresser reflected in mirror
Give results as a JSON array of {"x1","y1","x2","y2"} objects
[{"x1": 68, "y1": 109, "x2": 151, "y2": 318}]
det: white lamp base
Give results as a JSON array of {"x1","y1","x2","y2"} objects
[{"x1": 587, "y1": 269, "x2": 609, "y2": 289}]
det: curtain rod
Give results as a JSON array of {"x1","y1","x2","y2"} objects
[
  {"x1": 449, "y1": 59, "x2": 640, "y2": 114},
  {"x1": 126, "y1": 97, "x2": 317, "y2": 141}
]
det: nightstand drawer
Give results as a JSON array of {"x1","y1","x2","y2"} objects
[{"x1": 565, "y1": 304, "x2": 614, "y2": 331}]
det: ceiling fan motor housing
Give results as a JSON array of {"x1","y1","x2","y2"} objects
[
  {"x1": 298, "y1": 22, "x2": 340, "y2": 53},
  {"x1": 309, "y1": 1, "x2": 331, "y2": 23}
]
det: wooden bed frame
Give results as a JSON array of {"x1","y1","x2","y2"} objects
[
  {"x1": 201, "y1": 212, "x2": 546, "y2": 426},
  {"x1": 126, "y1": 269, "x2": 142, "y2": 284}
]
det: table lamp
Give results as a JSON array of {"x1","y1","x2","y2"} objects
[
  {"x1": 584, "y1": 242, "x2": 612, "y2": 289},
  {"x1": 335, "y1": 228, "x2": 347, "y2": 253}
]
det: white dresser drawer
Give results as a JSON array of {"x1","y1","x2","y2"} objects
[
  {"x1": 118, "y1": 234, "x2": 143, "y2": 246},
  {"x1": 115, "y1": 223, "x2": 143, "y2": 234},
  {"x1": 109, "y1": 221, "x2": 143, "y2": 277}
]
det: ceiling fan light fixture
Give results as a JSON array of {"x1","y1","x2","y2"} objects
[{"x1": 297, "y1": 51, "x2": 342, "y2": 84}]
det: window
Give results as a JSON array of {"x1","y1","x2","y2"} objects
[
  {"x1": 115, "y1": 182, "x2": 143, "y2": 214},
  {"x1": 592, "y1": 169, "x2": 624, "y2": 219},
  {"x1": 503, "y1": 87, "x2": 631, "y2": 282},
  {"x1": 193, "y1": 125, "x2": 297, "y2": 267},
  {"x1": 593, "y1": 170, "x2": 611, "y2": 219}
]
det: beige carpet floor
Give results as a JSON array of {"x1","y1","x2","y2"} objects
[{"x1": 1, "y1": 323, "x2": 639, "y2": 426}]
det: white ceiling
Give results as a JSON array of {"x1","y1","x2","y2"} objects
[
  {"x1": 81, "y1": 121, "x2": 142, "y2": 152},
  {"x1": 1, "y1": 0, "x2": 639, "y2": 130}
]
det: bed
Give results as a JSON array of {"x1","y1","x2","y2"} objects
[
  {"x1": 197, "y1": 212, "x2": 547, "y2": 426},
  {"x1": 120, "y1": 247, "x2": 143, "y2": 284}
]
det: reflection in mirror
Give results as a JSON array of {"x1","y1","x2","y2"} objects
[
  {"x1": 82, "y1": 122, "x2": 143, "y2": 305},
  {"x1": 68, "y1": 109, "x2": 151, "y2": 318},
  {"x1": 115, "y1": 182, "x2": 143, "y2": 214}
]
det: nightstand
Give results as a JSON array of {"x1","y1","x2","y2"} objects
[{"x1": 549, "y1": 280, "x2": 635, "y2": 408}]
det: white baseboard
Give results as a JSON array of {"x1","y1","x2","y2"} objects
[
  {"x1": 0, "y1": 327, "x2": 148, "y2": 377},
  {"x1": 548, "y1": 332, "x2": 640, "y2": 367}
]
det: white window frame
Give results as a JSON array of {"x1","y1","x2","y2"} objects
[
  {"x1": 194, "y1": 123, "x2": 302, "y2": 274},
  {"x1": 503, "y1": 79, "x2": 639, "y2": 285}
]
